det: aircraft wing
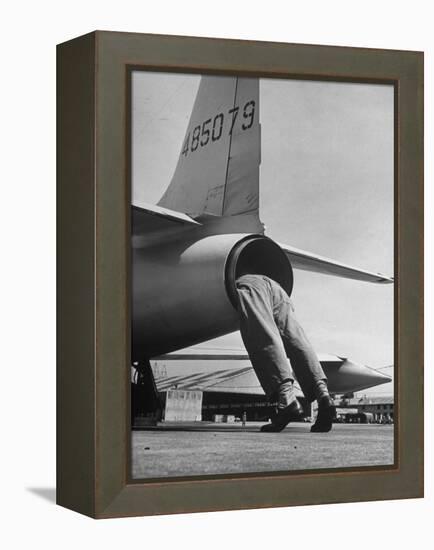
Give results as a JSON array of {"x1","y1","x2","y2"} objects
[
  {"x1": 152, "y1": 364, "x2": 303, "y2": 397},
  {"x1": 153, "y1": 350, "x2": 392, "y2": 395},
  {"x1": 279, "y1": 242, "x2": 394, "y2": 284}
]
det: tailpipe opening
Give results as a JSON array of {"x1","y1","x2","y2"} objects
[{"x1": 225, "y1": 235, "x2": 294, "y2": 308}]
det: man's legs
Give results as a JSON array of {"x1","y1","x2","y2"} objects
[
  {"x1": 275, "y1": 300, "x2": 335, "y2": 432},
  {"x1": 275, "y1": 299, "x2": 326, "y2": 401},
  {"x1": 237, "y1": 281, "x2": 294, "y2": 399},
  {"x1": 236, "y1": 279, "x2": 302, "y2": 431}
]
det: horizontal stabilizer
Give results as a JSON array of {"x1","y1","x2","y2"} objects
[
  {"x1": 279, "y1": 242, "x2": 394, "y2": 284},
  {"x1": 132, "y1": 203, "x2": 199, "y2": 237}
]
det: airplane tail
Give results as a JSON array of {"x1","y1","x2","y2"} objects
[{"x1": 158, "y1": 76, "x2": 260, "y2": 219}]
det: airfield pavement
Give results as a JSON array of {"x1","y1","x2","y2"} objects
[{"x1": 131, "y1": 422, "x2": 394, "y2": 479}]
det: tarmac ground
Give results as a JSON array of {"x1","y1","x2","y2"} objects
[{"x1": 131, "y1": 422, "x2": 394, "y2": 479}]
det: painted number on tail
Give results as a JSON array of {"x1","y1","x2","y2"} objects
[{"x1": 181, "y1": 100, "x2": 256, "y2": 157}]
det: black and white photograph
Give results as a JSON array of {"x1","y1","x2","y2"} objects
[
  {"x1": 129, "y1": 70, "x2": 394, "y2": 480},
  {"x1": 4, "y1": 0, "x2": 429, "y2": 538}
]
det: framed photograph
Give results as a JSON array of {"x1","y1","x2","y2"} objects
[{"x1": 57, "y1": 31, "x2": 423, "y2": 518}]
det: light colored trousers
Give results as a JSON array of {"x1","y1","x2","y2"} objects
[{"x1": 236, "y1": 274, "x2": 326, "y2": 402}]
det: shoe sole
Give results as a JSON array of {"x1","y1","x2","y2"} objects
[{"x1": 260, "y1": 401, "x2": 304, "y2": 432}]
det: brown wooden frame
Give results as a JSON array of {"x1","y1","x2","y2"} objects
[{"x1": 57, "y1": 31, "x2": 423, "y2": 518}]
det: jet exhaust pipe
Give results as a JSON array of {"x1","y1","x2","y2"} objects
[
  {"x1": 224, "y1": 234, "x2": 293, "y2": 307},
  {"x1": 132, "y1": 233, "x2": 293, "y2": 360}
]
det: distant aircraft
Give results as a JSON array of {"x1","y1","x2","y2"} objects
[{"x1": 132, "y1": 76, "x2": 393, "y2": 401}]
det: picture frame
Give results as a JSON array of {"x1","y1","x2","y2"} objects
[{"x1": 57, "y1": 30, "x2": 423, "y2": 518}]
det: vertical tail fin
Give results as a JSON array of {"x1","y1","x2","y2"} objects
[{"x1": 158, "y1": 76, "x2": 260, "y2": 219}]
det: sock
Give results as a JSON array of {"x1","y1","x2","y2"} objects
[
  {"x1": 277, "y1": 379, "x2": 297, "y2": 409},
  {"x1": 314, "y1": 379, "x2": 330, "y2": 401}
]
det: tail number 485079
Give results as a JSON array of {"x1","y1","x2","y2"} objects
[{"x1": 181, "y1": 100, "x2": 256, "y2": 157}]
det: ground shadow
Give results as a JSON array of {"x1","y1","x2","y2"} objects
[{"x1": 27, "y1": 487, "x2": 56, "y2": 504}]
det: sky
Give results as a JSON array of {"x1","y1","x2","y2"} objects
[{"x1": 132, "y1": 72, "x2": 394, "y2": 395}]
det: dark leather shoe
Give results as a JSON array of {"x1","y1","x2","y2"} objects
[
  {"x1": 260, "y1": 399, "x2": 304, "y2": 432},
  {"x1": 310, "y1": 395, "x2": 336, "y2": 433}
]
